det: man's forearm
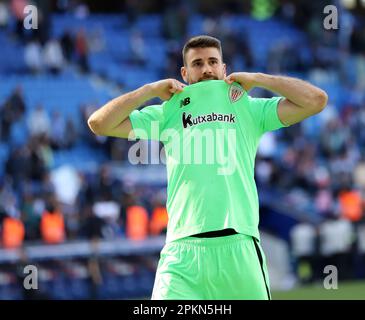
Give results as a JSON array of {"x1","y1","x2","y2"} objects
[
  {"x1": 254, "y1": 73, "x2": 328, "y2": 109},
  {"x1": 88, "y1": 84, "x2": 154, "y2": 135}
]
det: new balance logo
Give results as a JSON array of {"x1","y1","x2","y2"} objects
[
  {"x1": 182, "y1": 112, "x2": 236, "y2": 128},
  {"x1": 180, "y1": 97, "x2": 191, "y2": 108}
]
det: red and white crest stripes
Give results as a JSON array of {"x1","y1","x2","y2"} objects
[{"x1": 228, "y1": 83, "x2": 244, "y2": 103}]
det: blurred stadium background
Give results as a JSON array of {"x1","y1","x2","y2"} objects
[{"x1": 0, "y1": 0, "x2": 364, "y2": 300}]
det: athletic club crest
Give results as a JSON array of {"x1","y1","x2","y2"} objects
[{"x1": 229, "y1": 83, "x2": 244, "y2": 103}]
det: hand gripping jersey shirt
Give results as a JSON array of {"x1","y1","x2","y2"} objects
[{"x1": 129, "y1": 80, "x2": 288, "y2": 243}]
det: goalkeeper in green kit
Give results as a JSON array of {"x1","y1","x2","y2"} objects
[{"x1": 88, "y1": 35, "x2": 328, "y2": 300}]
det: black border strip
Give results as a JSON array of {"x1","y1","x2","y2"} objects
[{"x1": 253, "y1": 238, "x2": 271, "y2": 300}]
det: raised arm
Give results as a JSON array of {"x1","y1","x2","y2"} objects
[
  {"x1": 225, "y1": 72, "x2": 328, "y2": 126},
  {"x1": 87, "y1": 79, "x2": 186, "y2": 138}
]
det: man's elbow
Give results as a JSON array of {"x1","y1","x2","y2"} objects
[
  {"x1": 87, "y1": 116, "x2": 105, "y2": 136},
  {"x1": 313, "y1": 90, "x2": 328, "y2": 113}
]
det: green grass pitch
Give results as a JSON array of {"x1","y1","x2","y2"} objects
[{"x1": 272, "y1": 281, "x2": 365, "y2": 300}]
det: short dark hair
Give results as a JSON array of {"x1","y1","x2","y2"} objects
[{"x1": 182, "y1": 35, "x2": 223, "y2": 65}]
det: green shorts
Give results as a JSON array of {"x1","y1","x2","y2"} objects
[{"x1": 151, "y1": 233, "x2": 271, "y2": 300}]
